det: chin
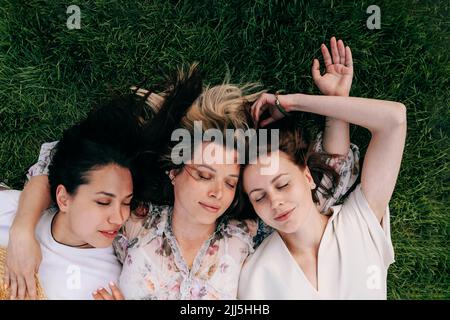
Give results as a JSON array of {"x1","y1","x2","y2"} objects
[
  {"x1": 276, "y1": 220, "x2": 302, "y2": 234},
  {"x1": 92, "y1": 240, "x2": 114, "y2": 248},
  {"x1": 197, "y1": 214, "x2": 221, "y2": 226},
  {"x1": 278, "y1": 226, "x2": 298, "y2": 234}
]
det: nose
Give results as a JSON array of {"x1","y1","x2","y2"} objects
[
  {"x1": 270, "y1": 193, "x2": 284, "y2": 210},
  {"x1": 208, "y1": 180, "x2": 223, "y2": 200},
  {"x1": 108, "y1": 204, "x2": 129, "y2": 226}
]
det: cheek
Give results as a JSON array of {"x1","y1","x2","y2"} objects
[
  {"x1": 254, "y1": 204, "x2": 273, "y2": 223},
  {"x1": 221, "y1": 189, "x2": 236, "y2": 209},
  {"x1": 250, "y1": 198, "x2": 267, "y2": 216},
  {"x1": 69, "y1": 204, "x2": 104, "y2": 232},
  {"x1": 123, "y1": 207, "x2": 131, "y2": 221},
  {"x1": 174, "y1": 177, "x2": 203, "y2": 204}
]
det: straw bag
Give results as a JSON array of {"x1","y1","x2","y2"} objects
[{"x1": 0, "y1": 246, "x2": 46, "y2": 300}]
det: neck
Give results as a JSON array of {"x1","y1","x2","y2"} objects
[
  {"x1": 171, "y1": 204, "x2": 216, "y2": 245},
  {"x1": 52, "y1": 212, "x2": 91, "y2": 248},
  {"x1": 279, "y1": 205, "x2": 329, "y2": 256}
]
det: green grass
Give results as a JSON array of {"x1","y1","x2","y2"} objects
[{"x1": 0, "y1": 0, "x2": 448, "y2": 299}]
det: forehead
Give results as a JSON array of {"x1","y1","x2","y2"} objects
[
  {"x1": 80, "y1": 164, "x2": 133, "y2": 191},
  {"x1": 243, "y1": 151, "x2": 296, "y2": 186},
  {"x1": 187, "y1": 141, "x2": 240, "y2": 173}
]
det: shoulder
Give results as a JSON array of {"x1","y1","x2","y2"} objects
[
  {"x1": 220, "y1": 219, "x2": 257, "y2": 252},
  {"x1": 336, "y1": 184, "x2": 381, "y2": 223},
  {"x1": 239, "y1": 232, "x2": 283, "y2": 294},
  {"x1": 122, "y1": 202, "x2": 171, "y2": 242},
  {"x1": 131, "y1": 202, "x2": 170, "y2": 224},
  {"x1": 246, "y1": 231, "x2": 280, "y2": 264},
  {"x1": 330, "y1": 185, "x2": 395, "y2": 267}
]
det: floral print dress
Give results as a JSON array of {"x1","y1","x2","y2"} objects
[
  {"x1": 114, "y1": 203, "x2": 257, "y2": 299},
  {"x1": 27, "y1": 134, "x2": 359, "y2": 299}
]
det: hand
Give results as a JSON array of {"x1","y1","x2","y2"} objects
[
  {"x1": 312, "y1": 37, "x2": 353, "y2": 97},
  {"x1": 4, "y1": 225, "x2": 42, "y2": 300},
  {"x1": 251, "y1": 93, "x2": 288, "y2": 127},
  {"x1": 92, "y1": 282, "x2": 125, "y2": 300}
]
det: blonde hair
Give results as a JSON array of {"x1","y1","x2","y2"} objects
[
  {"x1": 135, "y1": 82, "x2": 264, "y2": 133},
  {"x1": 181, "y1": 82, "x2": 265, "y2": 133},
  {"x1": 135, "y1": 62, "x2": 263, "y2": 128},
  {"x1": 131, "y1": 64, "x2": 266, "y2": 208},
  {"x1": 134, "y1": 66, "x2": 266, "y2": 165}
]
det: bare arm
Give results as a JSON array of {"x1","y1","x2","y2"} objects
[
  {"x1": 322, "y1": 118, "x2": 350, "y2": 156},
  {"x1": 11, "y1": 175, "x2": 51, "y2": 232},
  {"x1": 286, "y1": 94, "x2": 406, "y2": 222},
  {"x1": 5, "y1": 176, "x2": 51, "y2": 300},
  {"x1": 312, "y1": 37, "x2": 353, "y2": 156},
  {"x1": 253, "y1": 93, "x2": 406, "y2": 222}
]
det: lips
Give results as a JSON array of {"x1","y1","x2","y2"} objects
[
  {"x1": 199, "y1": 202, "x2": 220, "y2": 213},
  {"x1": 274, "y1": 207, "x2": 295, "y2": 222},
  {"x1": 99, "y1": 230, "x2": 119, "y2": 239}
]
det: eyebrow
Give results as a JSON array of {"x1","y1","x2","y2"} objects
[
  {"x1": 95, "y1": 192, "x2": 133, "y2": 198},
  {"x1": 196, "y1": 164, "x2": 239, "y2": 178},
  {"x1": 270, "y1": 173, "x2": 288, "y2": 184},
  {"x1": 248, "y1": 173, "x2": 288, "y2": 196}
]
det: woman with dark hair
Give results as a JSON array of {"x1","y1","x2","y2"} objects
[
  {"x1": 5, "y1": 38, "x2": 359, "y2": 300},
  {"x1": 0, "y1": 96, "x2": 147, "y2": 299}
]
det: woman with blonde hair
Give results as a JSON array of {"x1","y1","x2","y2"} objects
[{"x1": 4, "y1": 38, "x2": 358, "y2": 299}]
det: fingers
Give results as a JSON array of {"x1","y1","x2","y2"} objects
[
  {"x1": 17, "y1": 276, "x2": 26, "y2": 300},
  {"x1": 24, "y1": 273, "x2": 37, "y2": 300},
  {"x1": 133, "y1": 87, "x2": 149, "y2": 97},
  {"x1": 250, "y1": 101, "x2": 258, "y2": 124},
  {"x1": 321, "y1": 43, "x2": 332, "y2": 67},
  {"x1": 251, "y1": 94, "x2": 268, "y2": 126},
  {"x1": 3, "y1": 266, "x2": 10, "y2": 291},
  {"x1": 311, "y1": 58, "x2": 321, "y2": 82},
  {"x1": 9, "y1": 273, "x2": 17, "y2": 299},
  {"x1": 337, "y1": 39, "x2": 346, "y2": 65},
  {"x1": 250, "y1": 98, "x2": 258, "y2": 123},
  {"x1": 92, "y1": 290, "x2": 105, "y2": 300},
  {"x1": 260, "y1": 117, "x2": 277, "y2": 128},
  {"x1": 345, "y1": 46, "x2": 353, "y2": 68},
  {"x1": 109, "y1": 282, "x2": 124, "y2": 300},
  {"x1": 92, "y1": 287, "x2": 114, "y2": 300},
  {"x1": 254, "y1": 99, "x2": 266, "y2": 125},
  {"x1": 92, "y1": 283, "x2": 124, "y2": 300},
  {"x1": 330, "y1": 36, "x2": 340, "y2": 65}
]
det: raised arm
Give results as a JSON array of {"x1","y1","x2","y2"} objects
[
  {"x1": 312, "y1": 37, "x2": 353, "y2": 156},
  {"x1": 252, "y1": 93, "x2": 406, "y2": 223}
]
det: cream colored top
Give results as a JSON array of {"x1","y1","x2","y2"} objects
[{"x1": 238, "y1": 185, "x2": 395, "y2": 300}]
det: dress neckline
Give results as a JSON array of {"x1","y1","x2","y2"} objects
[{"x1": 274, "y1": 207, "x2": 338, "y2": 296}]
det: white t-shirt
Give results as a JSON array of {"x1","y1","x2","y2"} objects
[
  {"x1": 238, "y1": 184, "x2": 395, "y2": 300},
  {"x1": 0, "y1": 190, "x2": 122, "y2": 300}
]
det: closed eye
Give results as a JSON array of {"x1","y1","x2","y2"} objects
[
  {"x1": 226, "y1": 182, "x2": 236, "y2": 189},
  {"x1": 96, "y1": 201, "x2": 110, "y2": 206},
  {"x1": 255, "y1": 194, "x2": 265, "y2": 202},
  {"x1": 277, "y1": 183, "x2": 289, "y2": 189},
  {"x1": 197, "y1": 171, "x2": 213, "y2": 180}
]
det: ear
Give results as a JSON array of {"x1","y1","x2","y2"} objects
[
  {"x1": 55, "y1": 184, "x2": 71, "y2": 212},
  {"x1": 168, "y1": 169, "x2": 181, "y2": 185},
  {"x1": 303, "y1": 166, "x2": 316, "y2": 189}
]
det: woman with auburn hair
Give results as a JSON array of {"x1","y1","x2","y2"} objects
[
  {"x1": 237, "y1": 43, "x2": 406, "y2": 299},
  {"x1": 5, "y1": 38, "x2": 358, "y2": 299}
]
